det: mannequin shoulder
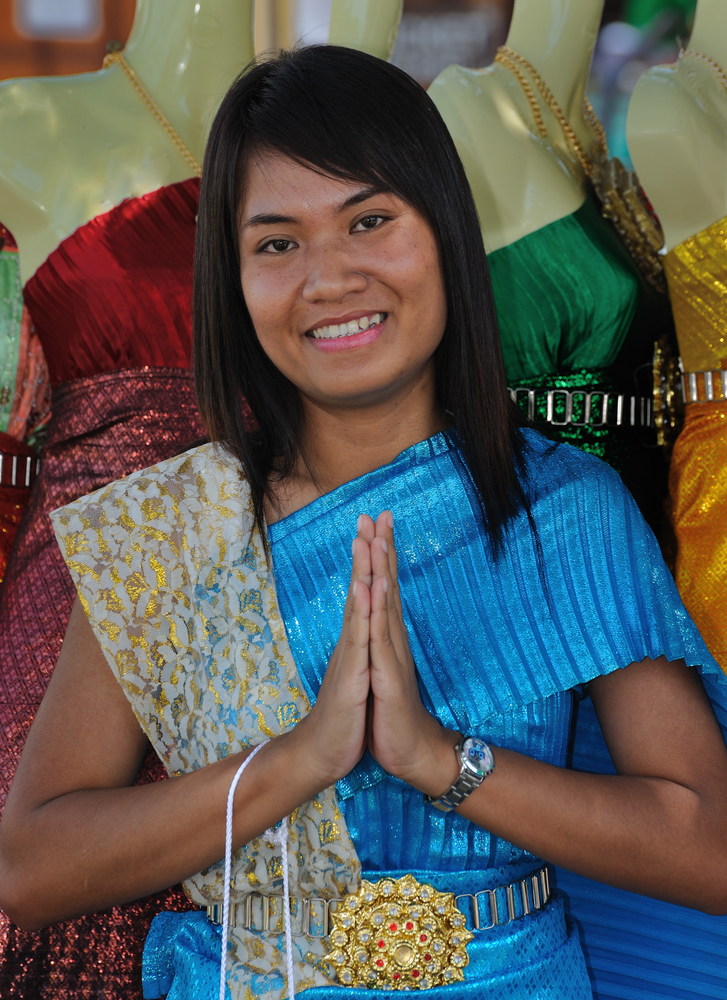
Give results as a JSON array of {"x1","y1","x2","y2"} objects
[
  {"x1": 0, "y1": 76, "x2": 61, "y2": 152},
  {"x1": 627, "y1": 65, "x2": 723, "y2": 142},
  {"x1": 429, "y1": 63, "x2": 585, "y2": 251},
  {"x1": 627, "y1": 64, "x2": 727, "y2": 249}
]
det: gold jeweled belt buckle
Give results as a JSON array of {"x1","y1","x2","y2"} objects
[{"x1": 323, "y1": 874, "x2": 474, "y2": 990}]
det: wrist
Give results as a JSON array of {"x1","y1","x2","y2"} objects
[
  {"x1": 404, "y1": 726, "x2": 461, "y2": 798},
  {"x1": 425, "y1": 736, "x2": 495, "y2": 812}
]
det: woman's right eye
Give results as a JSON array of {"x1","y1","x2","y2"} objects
[{"x1": 258, "y1": 238, "x2": 296, "y2": 255}]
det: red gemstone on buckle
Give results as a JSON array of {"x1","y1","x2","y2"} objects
[
  {"x1": 419, "y1": 933, "x2": 427, "y2": 942},
  {"x1": 424, "y1": 953, "x2": 432, "y2": 962},
  {"x1": 406, "y1": 921, "x2": 414, "y2": 930},
  {"x1": 376, "y1": 959, "x2": 384, "y2": 968},
  {"x1": 389, "y1": 923, "x2": 398, "y2": 931},
  {"x1": 412, "y1": 970, "x2": 420, "y2": 978},
  {"x1": 393, "y1": 973, "x2": 401, "y2": 980},
  {"x1": 377, "y1": 940, "x2": 385, "y2": 948}
]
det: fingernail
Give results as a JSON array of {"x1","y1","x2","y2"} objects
[
  {"x1": 357, "y1": 514, "x2": 365, "y2": 532},
  {"x1": 380, "y1": 538, "x2": 388, "y2": 553}
]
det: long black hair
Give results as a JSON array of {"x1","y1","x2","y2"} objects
[{"x1": 195, "y1": 44, "x2": 529, "y2": 553}]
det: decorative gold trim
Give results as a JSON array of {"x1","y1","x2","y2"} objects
[
  {"x1": 494, "y1": 46, "x2": 665, "y2": 291},
  {"x1": 323, "y1": 874, "x2": 473, "y2": 990},
  {"x1": 680, "y1": 49, "x2": 727, "y2": 90}
]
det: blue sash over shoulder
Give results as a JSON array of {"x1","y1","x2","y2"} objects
[
  {"x1": 268, "y1": 428, "x2": 727, "y2": 1000},
  {"x1": 268, "y1": 428, "x2": 722, "y2": 745}
]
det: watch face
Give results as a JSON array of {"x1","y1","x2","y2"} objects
[{"x1": 461, "y1": 737, "x2": 494, "y2": 778}]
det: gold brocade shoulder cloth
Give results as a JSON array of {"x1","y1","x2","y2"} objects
[{"x1": 50, "y1": 442, "x2": 360, "y2": 994}]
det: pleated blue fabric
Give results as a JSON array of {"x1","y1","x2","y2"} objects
[
  {"x1": 557, "y1": 697, "x2": 727, "y2": 1000},
  {"x1": 266, "y1": 429, "x2": 725, "y2": 998},
  {"x1": 143, "y1": 429, "x2": 726, "y2": 998}
]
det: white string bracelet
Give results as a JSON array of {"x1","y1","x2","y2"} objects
[
  {"x1": 271, "y1": 815, "x2": 295, "y2": 1000},
  {"x1": 218, "y1": 741, "x2": 270, "y2": 1000}
]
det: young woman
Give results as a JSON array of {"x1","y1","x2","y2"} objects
[{"x1": 1, "y1": 46, "x2": 726, "y2": 1000}]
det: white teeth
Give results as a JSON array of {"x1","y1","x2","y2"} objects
[{"x1": 309, "y1": 312, "x2": 385, "y2": 339}]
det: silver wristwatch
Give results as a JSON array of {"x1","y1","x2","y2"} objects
[{"x1": 425, "y1": 736, "x2": 495, "y2": 812}]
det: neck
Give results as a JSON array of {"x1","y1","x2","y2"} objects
[
  {"x1": 296, "y1": 396, "x2": 445, "y2": 496},
  {"x1": 687, "y1": 0, "x2": 727, "y2": 67},
  {"x1": 504, "y1": 0, "x2": 604, "y2": 115},
  {"x1": 122, "y1": 0, "x2": 254, "y2": 127},
  {"x1": 328, "y1": 0, "x2": 403, "y2": 59}
]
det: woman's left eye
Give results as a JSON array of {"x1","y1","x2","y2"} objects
[{"x1": 352, "y1": 214, "x2": 388, "y2": 233}]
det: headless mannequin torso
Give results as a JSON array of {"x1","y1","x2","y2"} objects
[
  {"x1": 0, "y1": 0, "x2": 254, "y2": 286},
  {"x1": 627, "y1": 0, "x2": 727, "y2": 252},
  {"x1": 428, "y1": 0, "x2": 604, "y2": 252}
]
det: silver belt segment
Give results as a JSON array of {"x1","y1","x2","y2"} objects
[
  {"x1": 0, "y1": 452, "x2": 40, "y2": 488},
  {"x1": 205, "y1": 865, "x2": 551, "y2": 938},
  {"x1": 681, "y1": 368, "x2": 727, "y2": 404},
  {"x1": 509, "y1": 387, "x2": 653, "y2": 427}
]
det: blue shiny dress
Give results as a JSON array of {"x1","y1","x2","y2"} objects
[{"x1": 142, "y1": 431, "x2": 724, "y2": 1000}]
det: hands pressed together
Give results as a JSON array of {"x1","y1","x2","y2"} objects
[{"x1": 297, "y1": 511, "x2": 460, "y2": 797}]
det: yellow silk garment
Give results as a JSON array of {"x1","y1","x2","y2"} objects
[{"x1": 665, "y1": 218, "x2": 727, "y2": 671}]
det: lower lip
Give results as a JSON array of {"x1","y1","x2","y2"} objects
[{"x1": 306, "y1": 318, "x2": 385, "y2": 353}]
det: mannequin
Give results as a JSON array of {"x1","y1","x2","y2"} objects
[
  {"x1": 328, "y1": 0, "x2": 402, "y2": 60},
  {"x1": 427, "y1": 0, "x2": 671, "y2": 540},
  {"x1": 627, "y1": 0, "x2": 727, "y2": 254},
  {"x1": 626, "y1": 0, "x2": 727, "y2": 675},
  {"x1": 0, "y1": 3, "x2": 253, "y2": 998},
  {"x1": 428, "y1": 0, "x2": 603, "y2": 251},
  {"x1": 0, "y1": 229, "x2": 48, "y2": 583},
  {"x1": 0, "y1": 0, "x2": 254, "y2": 284}
]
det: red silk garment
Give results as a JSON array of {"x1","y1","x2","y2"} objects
[{"x1": 0, "y1": 180, "x2": 205, "y2": 999}]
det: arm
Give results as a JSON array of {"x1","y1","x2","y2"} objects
[
  {"x1": 364, "y1": 513, "x2": 727, "y2": 914},
  {"x1": 0, "y1": 565, "x2": 372, "y2": 929}
]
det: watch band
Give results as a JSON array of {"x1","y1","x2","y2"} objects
[{"x1": 425, "y1": 736, "x2": 495, "y2": 812}]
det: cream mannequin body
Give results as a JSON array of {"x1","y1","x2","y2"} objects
[
  {"x1": 428, "y1": 0, "x2": 604, "y2": 252},
  {"x1": 328, "y1": 0, "x2": 402, "y2": 59},
  {"x1": 0, "y1": 0, "x2": 253, "y2": 285},
  {"x1": 626, "y1": 0, "x2": 727, "y2": 252}
]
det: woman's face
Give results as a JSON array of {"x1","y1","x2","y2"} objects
[{"x1": 237, "y1": 151, "x2": 447, "y2": 417}]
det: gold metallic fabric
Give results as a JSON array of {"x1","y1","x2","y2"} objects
[
  {"x1": 664, "y1": 217, "x2": 727, "y2": 371},
  {"x1": 669, "y1": 400, "x2": 727, "y2": 671}
]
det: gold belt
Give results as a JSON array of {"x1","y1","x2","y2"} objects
[{"x1": 206, "y1": 867, "x2": 552, "y2": 989}]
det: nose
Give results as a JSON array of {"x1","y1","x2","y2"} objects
[{"x1": 301, "y1": 241, "x2": 368, "y2": 302}]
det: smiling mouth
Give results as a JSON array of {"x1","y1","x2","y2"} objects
[{"x1": 307, "y1": 312, "x2": 387, "y2": 340}]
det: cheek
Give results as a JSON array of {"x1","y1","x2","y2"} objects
[{"x1": 240, "y1": 267, "x2": 280, "y2": 340}]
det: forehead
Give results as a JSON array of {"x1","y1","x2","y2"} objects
[{"x1": 239, "y1": 151, "x2": 367, "y2": 218}]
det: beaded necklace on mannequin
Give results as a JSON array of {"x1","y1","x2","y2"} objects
[
  {"x1": 494, "y1": 45, "x2": 665, "y2": 291},
  {"x1": 103, "y1": 46, "x2": 202, "y2": 178}
]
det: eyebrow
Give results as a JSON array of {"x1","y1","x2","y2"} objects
[{"x1": 240, "y1": 184, "x2": 392, "y2": 231}]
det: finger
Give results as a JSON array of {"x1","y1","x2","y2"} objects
[
  {"x1": 370, "y1": 537, "x2": 409, "y2": 666},
  {"x1": 357, "y1": 513, "x2": 375, "y2": 544},
  {"x1": 369, "y1": 573, "x2": 395, "y2": 669},
  {"x1": 350, "y1": 534, "x2": 373, "y2": 593},
  {"x1": 375, "y1": 511, "x2": 403, "y2": 618},
  {"x1": 336, "y1": 577, "x2": 371, "y2": 668}
]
